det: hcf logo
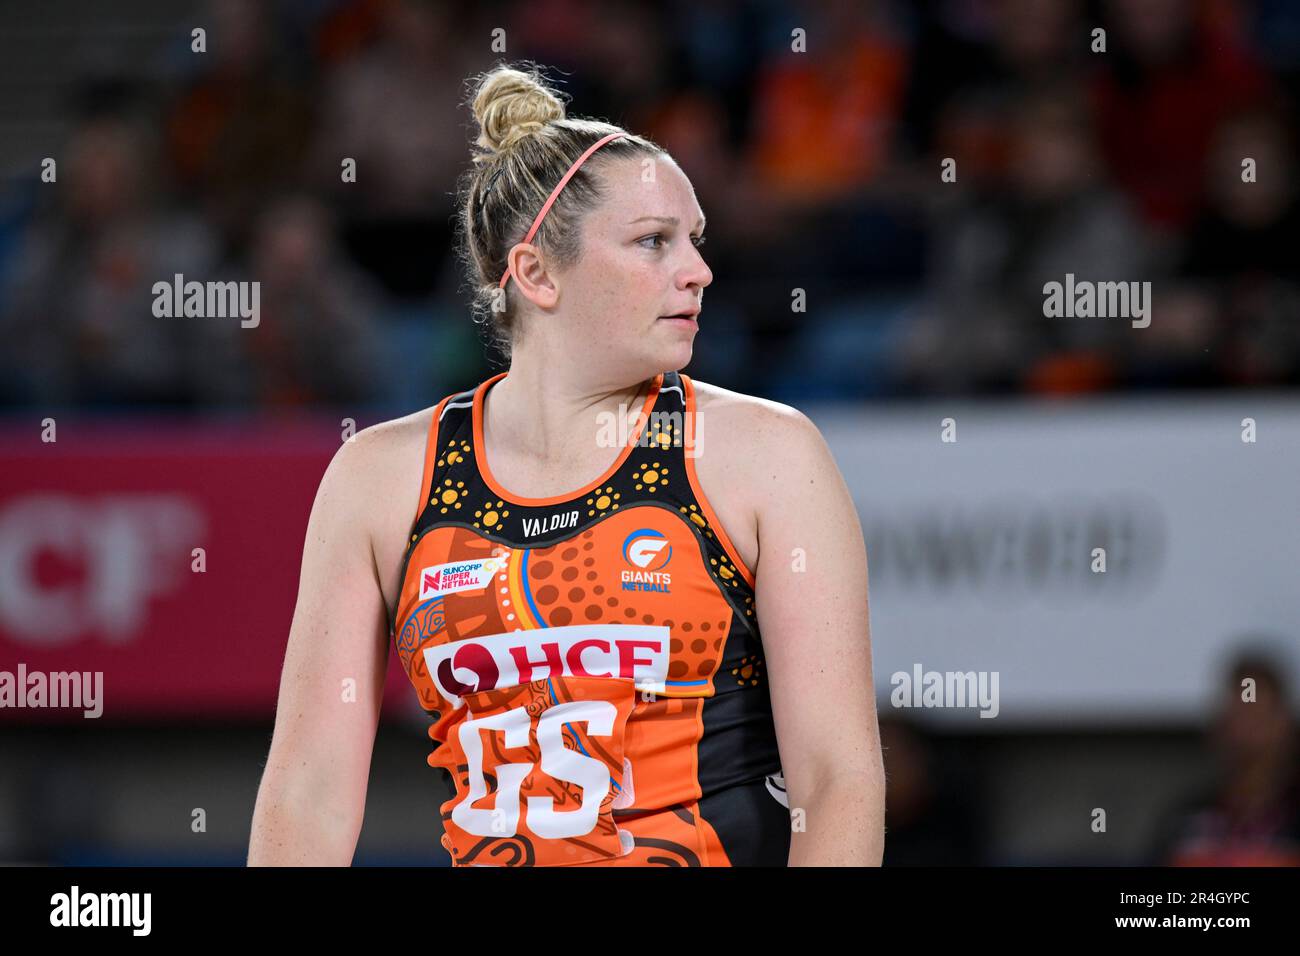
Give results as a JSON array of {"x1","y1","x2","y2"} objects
[
  {"x1": 622, "y1": 528, "x2": 672, "y2": 571},
  {"x1": 423, "y1": 624, "x2": 669, "y2": 709}
]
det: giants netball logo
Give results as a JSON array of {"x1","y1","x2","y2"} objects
[
  {"x1": 622, "y1": 529, "x2": 672, "y2": 570},
  {"x1": 621, "y1": 529, "x2": 672, "y2": 593},
  {"x1": 423, "y1": 625, "x2": 670, "y2": 710}
]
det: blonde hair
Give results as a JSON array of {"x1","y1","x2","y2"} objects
[{"x1": 454, "y1": 62, "x2": 662, "y2": 361}]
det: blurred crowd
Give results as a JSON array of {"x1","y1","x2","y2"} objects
[
  {"x1": 1150, "y1": 651, "x2": 1300, "y2": 866},
  {"x1": 883, "y1": 647, "x2": 1300, "y2": 865},
  {"x1": 0, "y1": 0, "x2": 1297, "y2": 413}
]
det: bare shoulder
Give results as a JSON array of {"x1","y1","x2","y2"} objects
[
  {"x1": 348, "y1": 406, "x2": 435, "y2": 471},
  {"x1": 319, "y1": 405, "x2": 437, "y2": 553},
  {"x1": 330, "y1": 407, "x2": 433, "y2": 491},
  {"x1": 688, "y1": 377, "x2": 827, "y2": 463},
  {"x1": 684, "y1": 378, "x2": 837, "y2": 575}
]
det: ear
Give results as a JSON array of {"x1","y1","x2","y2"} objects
[{"x1": 506, "y1": 243, "x2": 560, "y2": 309}]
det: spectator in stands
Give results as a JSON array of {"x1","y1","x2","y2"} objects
[
  {"x1": 233, "y1": 195, "x2": 385, "y2": 407},
  {"x1": 1180, "y1": 104, "x2": 1300, "y2": 387},
  {"x1": 307, "y1": 0, "x2": 478, "y2": 299},
  {"x1": 901, "y1": 0, "x2": 1086, "y2": 176},
  {"x1": 900, "y1": 83, "x2": 1149, "y2": 396},
  {"x1": 163, "y1": 0, "x2": 315, "y2": 252},
  {"x1": 1149, "y1": 648, "x2": 1300, "y2": 866},
  {"x1": 1090, "y1": 0, "x2": 1273, "y2": 235},
  {"x1": 748, "y1": 0, "x2": 908, "y2": 207},
  {"x1": 0, "y1": 112, "x2": 223, "y2": 407}
]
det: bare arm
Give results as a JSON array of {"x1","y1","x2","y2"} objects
[
  {"x1": 248, "y1": 429, "x2": 393, "y2": 865},
  {"x1": 749, "y1": 406, "x2": 886, "y2": 866}
]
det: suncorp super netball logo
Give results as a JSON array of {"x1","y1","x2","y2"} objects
[
  {"x1": 621, "y1": 529, "x2": 672, "y2": 593},
  {"x1": 419, "y1": 557, "x2": 506, "y2": 599},
  {"x1": 422, "y1": 624, "x2": 669, "y2": 709}
]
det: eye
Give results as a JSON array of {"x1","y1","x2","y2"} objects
[{"x1": 637, "y1": 233, "x2": 707, "y2": 250}]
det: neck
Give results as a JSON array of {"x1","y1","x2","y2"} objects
[{"x1": 484, "y1": 357, "x2": 651, "y2": 464}]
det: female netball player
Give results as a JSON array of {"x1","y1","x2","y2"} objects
[{"x1": 249, "y1": 63, "x2": 884, "y2": 867}]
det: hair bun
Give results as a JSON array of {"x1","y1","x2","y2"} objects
[{"x1": 472, "y1": 66, "x2": 566, "y2": 156}]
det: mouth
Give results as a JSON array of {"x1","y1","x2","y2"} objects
[{"x1": 658, "y1": 311, "x2": 700, "y2": 323}]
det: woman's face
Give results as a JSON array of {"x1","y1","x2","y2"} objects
[{"x1": 523, "y1": 153, "x2": 713, "y2": 378}]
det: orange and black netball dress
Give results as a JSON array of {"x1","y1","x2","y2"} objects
[{"x1": 389, "y1": 369, "x2": 791, "y2": 866}]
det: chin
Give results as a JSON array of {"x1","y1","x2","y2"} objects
[
  {"x1": 655, "y1": 341, "x2": 694, "y2": 372},
  {"x1": 643, "y1": 317, "x2": 696, "y2": 370}
]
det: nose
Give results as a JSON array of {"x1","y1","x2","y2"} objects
[{"x1": 679, "y1": 244, "x2": 713, "y2": 291}]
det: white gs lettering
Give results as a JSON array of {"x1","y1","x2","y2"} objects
[{"x1": 452, "y1": 701, "x2": 617, "y2": 839}]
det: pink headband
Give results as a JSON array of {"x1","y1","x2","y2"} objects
[{"x1": 499, "y1": 131, "x2": 626, "y2": 289}]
